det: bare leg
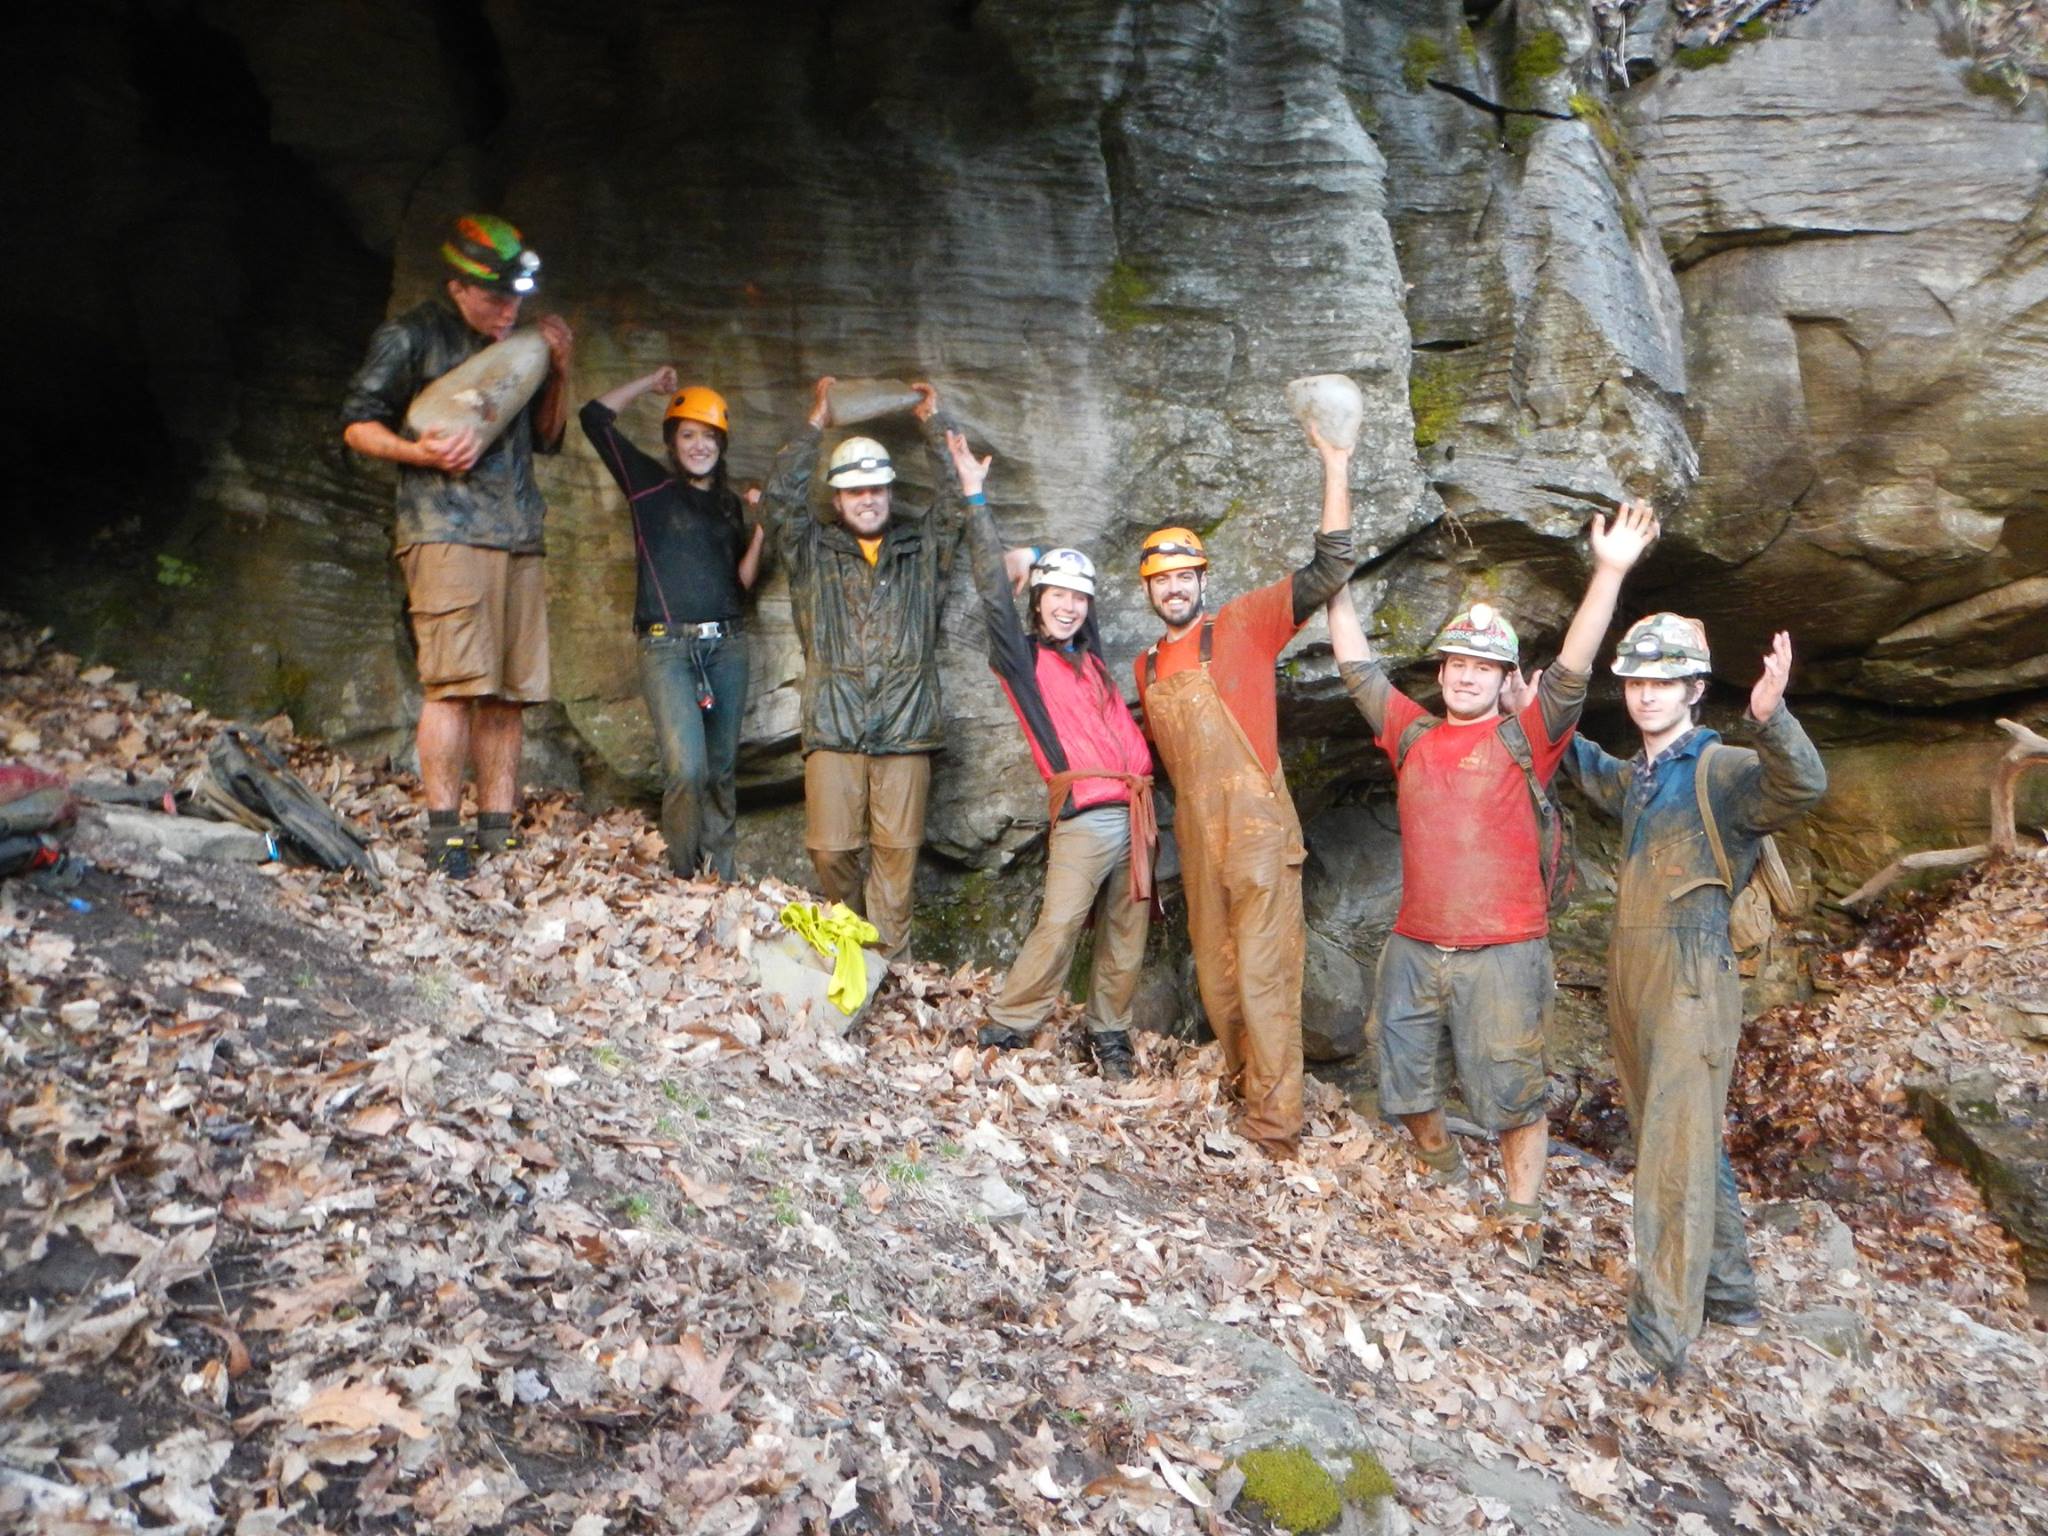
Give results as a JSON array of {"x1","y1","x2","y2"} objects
[
  {"x1": 1400, "y1": 1109, "x2": 1452, "y2": 1154},
  {"x1": 470, "y1": 698, "x2": 524, "y2": 815},
  {"x1": 1500, "y1": 1116, "x2": 1549, "y2": 1207},
  {"x1": 416, "y1": 699, "x2": 472, "y2": 813}
]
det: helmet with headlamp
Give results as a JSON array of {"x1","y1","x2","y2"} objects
[
  {"x1": 441, "y1": 213, "x2": 542, "y2": 294},
  {"x1": 1611, "y1": 613, "x2": 1712, "y2": 679}
]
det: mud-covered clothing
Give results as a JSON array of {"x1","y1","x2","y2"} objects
[
  {"x1": 1134, "y1": 534, "x2": 1353, "y2": 1153},
  {"x1": 398, "y1": 543, "x2": 549, "y2": 702},
  {"x1": 640, "y1": 629, "x2": 748, "y2": 880},
  {"x1": 1373, "y1": 934, "x2": 1554, "y2": 1131},
  {"x1": 579, "y1": 401, "x2": 748, "y2": 631},
  {"x1": 1340, "y1": 660, "x2": 1587, "y2": 947},
  {"x1": 984, "y1": 807, "x2": 1151, "y2": 1038},
  {"x1": 760, "y1": 416, "x2": 966, "y2": 757},
  {"x1": 342, "y1": 296, "x2": 562, "y2": 554},
  {"x1": 1566, "y1": 710, "x2": 1826, "y2": 942},
  {"x1": 802, "y1": 749, "x2": 930, "y2": 959},
  {"x1": 1136, "y1": 533, "x2": 1357, "y2": 775},
  {"x1": 1566, "y1": 707, "x2": 1827, "y2": 1371},
  {"x1": 967, "y1": 503, "x2": 1152, "y2": 816}
]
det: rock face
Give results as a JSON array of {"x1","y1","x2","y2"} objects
[
  {"x1": 8, "y1": 1, "x2": 2048, "y2": 1027},
  {"x1": 1908, "y1": 1073, "x2": 2048, "y2": 1281}
]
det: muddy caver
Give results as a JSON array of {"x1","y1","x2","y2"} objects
[
  {"x1": 341, "y1": 213, "x2": 573, "y2": 876},
  {"x1": 761, "y1": 376, "x2": 965, "y2": 958},
  {"x1": 1326, "y1": 501, "x2": 1659, "y2": 1263},
  {"x1": 1133, "y1": 427, "x2": 1356, "y2": 1156},
  {"x1": 1564, "y1": 616, "x2": 1825, "y2": 1383},
  {"x1": 945, "y1": 431, "x2": 1156, "y2": 1081}
]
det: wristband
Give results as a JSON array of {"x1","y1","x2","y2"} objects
[{"x1": 966, "y1": 491, "x2": 986, "y2": 505}]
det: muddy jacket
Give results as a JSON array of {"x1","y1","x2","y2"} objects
[
  {"x1": 760, "y1": 416, "x2": 966, "y2": 756},
  {"x1": 1566, "y1": 708, "x2": 1826, "y2": 942},
  {"x1": 340, "y1": 296, "x2": 562, "y2": 554}
]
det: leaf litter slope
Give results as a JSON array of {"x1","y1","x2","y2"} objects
[{"x1": 1, "y1": 621, "x2": 2044, "y2": 1535}]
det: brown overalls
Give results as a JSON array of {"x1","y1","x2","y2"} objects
[{"x1": 1143, "y1": 624, "x2": 1307, "y2": 1152}]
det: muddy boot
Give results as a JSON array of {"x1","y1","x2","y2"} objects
[
  {"x1": 978, "y1": 1022, "x2": 1030, "y2": 1050},
  {"x1": 1415, "y1": 1141, "x2": 1469, "y2": 1190},
  {"x1": 1498, "y1": 1199, "x2": 1545, "y2": 1270},
  {"x1": 475, "y1": 812, "x2": 522, "y2": 856},
  {"x1": 427, "y1": 812, "x2": 472, "y2": 878},
  {"x1": 1705, "y1": 1297, "x2": 1763, "y2": 1331},
  {"x1": 1091, "y1": 1030, "x2": 1136, "y2": 1082}
]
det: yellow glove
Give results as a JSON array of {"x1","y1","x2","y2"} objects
[{"x1": 777, "y1": 901, "x2": 881, "y2": 1013}]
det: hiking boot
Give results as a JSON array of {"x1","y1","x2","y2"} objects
[
  {"x1": 474, "y1": 828, "x2": 524, "y2": 856},
  {"x1": 1498, "y1": 1199, "x2": 1544, "y2": 1270},
  {"x1": 978, "y1": 1022, "x2": 1030, "y2": 1050},
  {"x1": 1091, "y1": 1030, "x2": 1136, "y2": 1082},
  {"x1": 428, "y1": 832, "x2": 473, "y2": 879},
  {"x1": 1705, "y1": 1297, "x2": 1764, "y2": 1331},
  {"x1": 1609, "y1": 1335, "x2": 1687, "y2": 1391}
]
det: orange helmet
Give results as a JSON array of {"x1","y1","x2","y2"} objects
[
  {"x1": 1139, "y1": 526, "x2": 1208, "y2": 579},
  {"x1": 664, "y1": 386, "x2": 730, "y2": 434}
]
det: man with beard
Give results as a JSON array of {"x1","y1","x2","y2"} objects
[
  {"x1": 946, "y1": 431, "x2": 1156, "y2": 1081},
  {"x1": 1132, "y1": 425, "x2": 1355, "y2": 1156},
  {"x1": 1325, "y1": 501, "x2": 1658, "y2": 1267},
  {"x1": 1564, "y1": 616, "x2": 1825, "y2": 1383}
]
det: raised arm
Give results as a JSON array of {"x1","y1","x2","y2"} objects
[
  {"x1": 579, "y1": 366, "x2": 676, "y2": 497},
  {"x1": 1326, "y1": 580, "x2": 1373, "y2": 665},
  {"x1": 1564, "y1": 734, "x2": 1630, "y2": 821},
  {"x1": 1289, "y1": 424, "x2": 1358, "y2": 622},
  {"x1": 948, "y1": 430, "x2": 1036, "y2": 682},
  {"x1": 1329, "y1": 580, "x2": 1396, "y2": 738},
  {"x1": 759, "y1": 376, "x2": 833, "y2": 556},
  {"x1": 1555, "y1": 499, "x2": 1658, "y2": 674},
  {"x1": 592, "y1": 363, "x2": 675, "y2": 416},
  {"x1": 913, "y1": 383, "x2": 969, "y2": 578},
  {"x1": 1733, "y1": 632, "x2": 1828, "y2": 833},
  {"x1": 530, "y1": 314, "x2": 575, "y2": 452}
]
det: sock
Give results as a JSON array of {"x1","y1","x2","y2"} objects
[
  {"x1": 1417, "y1": 1142, "x2": 1465, "y2": 1173},
  {"x1": 428, "y1": 809, "x2": 462, "y2": 833},
  {"x1": 478, "y1": 811, "x2": 513, "y2": 831}
]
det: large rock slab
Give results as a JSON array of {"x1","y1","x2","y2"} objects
[{"x1": 1908, "y1": 1072, "x2": 2048, "y2": 1282}]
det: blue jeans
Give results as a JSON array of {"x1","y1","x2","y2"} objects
[{"x1": 638, "y1": 629, "x2": 748, "y2": 879}]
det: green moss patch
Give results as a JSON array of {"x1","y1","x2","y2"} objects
[
  {"x1": 1344, "y1": 1451, "x2": 1395, "y2": 1502},
  {"x1": 1095, "y1": 261, "x2": 1155, "y2": 333},
  {"x1": 1674, "y1": 40, "x2": 1734, "y2": 68},
  {"x1": 1237, "y1": 1445, "x2": 1341, "y2": 1534},
  {"x1": 1506, "y1": 28, "x2": 1567, "y2": 101},
  {"x1": 1402, "y1": 32, "x2": 1446, "y2": 93},
  {"x1": 1409, "y1": 355, "x2": 1476, "y2": 449}
]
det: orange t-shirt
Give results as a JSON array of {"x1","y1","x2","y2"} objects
[{"x1": 1134, "y1": 577, "x2": 1298, "y2": 776}]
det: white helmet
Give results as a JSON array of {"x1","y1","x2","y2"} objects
[
  {"x1": 826, "y1": 436, "x2": 895, "y2": 489},
  {"x1": 1029, "y1": 547, "x2": 1097, "y2": 598}
]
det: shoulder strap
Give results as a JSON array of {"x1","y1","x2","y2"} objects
[
  {"x1": 1394, "y1": 715, "x2": 1438, "y2": 770},
  {"x1": 1143, "y1": 619, "x2": 1213, "y2": 689},
  {"x1": 1492, "y1": 714, "x2": 1551, "y2": 823},
  {"x1": 1200, "y1": 618, "x2": 1213, "y2": 665},
  {"x1": 1694, "y1": 742, "x2": 1734, "y2": 893}
]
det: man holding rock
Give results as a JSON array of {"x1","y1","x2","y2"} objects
[
  {"x1": 1133, "y1": 426, "x2": 1356, "y2": 1156},
  {"x1": 760, "y1": 376, "x2": 964, "y2": 959},
  {"x1": 1564, "y1": 616, "x2": 1826, "y2": 1383},
  {"x1": 1325, "y1": 501, "x2": 1658, "y2": 1266},
  {"x1": 341, "y1": 213, "x2": 573, "y2": 876}
]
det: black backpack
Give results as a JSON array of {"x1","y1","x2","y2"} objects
[{"x1": 1395, "y1": 713, "x2": 1577, "y2": 913}]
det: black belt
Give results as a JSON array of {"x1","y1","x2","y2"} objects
[{"x1": 641, "y1": 619, "x2": 740, "y2": 639}]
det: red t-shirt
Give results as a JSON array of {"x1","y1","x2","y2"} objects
[
  {"x1": 1377, "y1": 689, "x2": 1572, "y2": 947},
  {"x1": 1135, "y1": 577, "x2": 1298, "y2": 776}
]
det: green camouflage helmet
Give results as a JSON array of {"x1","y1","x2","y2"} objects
[
  {"x1": 1612, "y1": 612, "x2": 1712, "y2": 678},
  {"x1": 1430, "y1": 602, "x2": 1520, "y2": 666}
]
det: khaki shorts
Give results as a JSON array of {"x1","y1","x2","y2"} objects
[
  {"x1": 400, "y1": 543, "x2": 549, "y2": 703},
  {"x1": 1373, "y1": 932, "x2": 1553, "y2": 1131}
]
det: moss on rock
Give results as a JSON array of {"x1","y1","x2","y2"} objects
[
  {"x1": 1401, "y1": 32, "x2": 1446, "y2": 93},
  {"x1": 1236, "y1": 1444, "x2": 1341, "y2": 1534},
  {"x1": 1344, "y1": 1451, "x2": 1395, "y2": 1502},
  {"x1": 1409, "y1": 355, "x2": 1475, "y2": 449},
  {"x1": 1095, "y1": 261, "x2": 1155, "y2": 333},
  {"x1": 1674, "y1": 40, "x2": 1734, "y2": 68},
  {"x1": 1506, "y1": 28, "x2": 1567, "y2": 100}
]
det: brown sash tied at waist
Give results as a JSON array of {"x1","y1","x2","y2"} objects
[{"x1": 1044, "y1": 771, "x2": 1157, "y2": 903}]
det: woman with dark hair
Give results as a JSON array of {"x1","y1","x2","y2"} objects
[{"x1": 580, "y1": 366, "x2": 764, "y2": 879}]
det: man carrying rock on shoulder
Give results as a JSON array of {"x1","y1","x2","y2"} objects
[
  {"x1": 341, "y1": 213, "x2": 574, "y2": 876},
  {"x1": 759, "y1": 376, "x2": 966, "y2": 960},
  {"x1": 1132, "y1": 425, "x2": 1356, "y2": 1158},
  {"x1": 1325, "y1": 501, "x2": 1658, "y2": 1267}
]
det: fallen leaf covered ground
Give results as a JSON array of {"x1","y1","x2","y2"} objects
[{"x1": 3, "y1": 622, "x2": 2045, "y2": 1535}]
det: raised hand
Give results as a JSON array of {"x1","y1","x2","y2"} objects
[
  {"x1": 1748, "y1": 631, "x2": 1792, "y2": 721},
  {"x1": 652, "y1": 364, "x2": 679, "y2": 395},
  {"x1": 1501, "y1": 667, "x2": 1542, "y2": 717},
  {"x1": 1588, "y1": 498, "x2": 1659, "y2": 575},
  {"x1": 945, "y1": 428, "x2": 990, "y2": 495},
  {"x1": 807, "y1": 375, "x2": 837, "y2": 430},
  {"x1": 1003, "y1": 548, "x2": 1035, "y2": 596},
  {"x1": 910, "y1": 382, "x2": 939, "y2": 423},
  {"x1": 1305, "y1": 419, "x2": 1351, "y2": 466}
]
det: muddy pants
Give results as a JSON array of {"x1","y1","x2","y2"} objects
[
  {"x1": 803, "y1": 750, "x2": 931, "y2": 959},
  {"x1": 1609, "y1": 924, "x2": 1759, "y2": 1371},
  {"x1": 1143, "y1": 663, "x2": 1306, "y2": 1152},
  {"x1": 985, "y1": 806, "x2": 1150, "y2": 1038}
]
